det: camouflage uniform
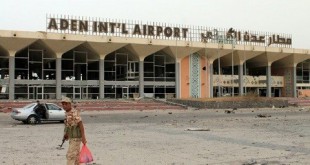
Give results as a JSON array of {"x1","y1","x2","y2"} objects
[{"x1": 64, "y1": 108, "x2": 82, "y2": 165}]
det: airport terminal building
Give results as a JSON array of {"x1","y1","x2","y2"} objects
[{"x1": 0, "y1": 15, "x2": 310, "y2": 101}]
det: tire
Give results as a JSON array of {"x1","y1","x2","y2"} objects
[
  {"x1": 27, "y1": 115, "x2": 39, "y2": 124},
  {"x1": 22, "y1": 121, "x2": 28, "y2": 124}
]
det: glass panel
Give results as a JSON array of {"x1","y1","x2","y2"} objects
[
  {"x1": 74, "y1": 94, "x2": 80, "y2": 99},
  {"x1": 62, "y1": 52, "x2": 73, "y2": 59},
  {"x1": 62, "y1": 60, "x2": 73, "y2": 70},
  {"x1": 0, "y1": 57, "x2": 9, "y2": 68},
  {"x1": 105, "y1": 54, "x2": 115, "y2": 61},
  {"x1": 122, "y1": 87, "x2": 128, "y2": 93},
  {"x1": 144, "y1": 87, "x2": 154, "y2": 93},
  {"x1": 104, "y1": 72, "x2": 115, "y2": 80},
  {"x1": 104, "y1": 94, "x2": 115, "y2": 98},
  {"x1": 37, "y1": 94, "x2": 43, "y2": 99},
  {"x1": 15, "y1": 70, "x2": 28, "y2": 79},
  {"x1": 116, "y1": 53, "x2": 127, "y2": 65},
  {"x1": 44, "y1": 71, "x2": 56, "y2": 80},
  {"x1": 104, "y1": 61, "x2": 115, "y2": 71},
  {"x1": 116, "y1": 65, "x2": 127, "y2": 80},
  {"x1": 88, "y1": 87, "x2": 99, "y2": 93},
  {"x1": 144, "y1": 62, "x2": 153, "y2": 72},
  {"x1": 155, "y1": 66, "x2": 164, "y2": 77},
  {"x1": 62, "y1": 71, "x2": 74, "y2": 80},
  {"x1": 44, "y1": 59, "x2": 56, "y2": 69},
  {"x1": 15, "y1": 85, "x2": 28, "y2": 93},
  {"x1": 87, "y1": 71, "x2": 99, "y2": 80},
  {"x1": 75, "y1": 88, "x2": 81, "y2": 93},
  {"x1": 122, "y1": 87, "x2": 128, "y2": 98},
  {"x1": 29, "y1": 63, "x2": 42, "y2": 80},
  {"x1": 0, "y1": 69, "x2": 8, "y2": 79},
  {"x1": 74, "y1": 51, "x2": 87, "y2": 63},
  {"x1": 16, "y1": 50, "x2": 28, "y2": 57},
  {"x1": 166, "y1": 87, "x2": 175, "y2": 93},
  {"x1": 62, "y1": 87, "x2": 73, "y2": 93},
  {"x1": 29, "y1": 50, "x2": 43, "y2": 62},
  {"x1": 144, "y1": 72, "x2": 154, "y2": 77},
  {"x1": 104, "y1": 86, "x2": 116, "y2": 93},
  {"x1": 74, "y1": 64, "x2": 87, "y2": 80},
  {"x1": 38, "y1": 87, "x2": 42, "y2": 93},
  {"x1": 15, "y1": 59, "x2": 28, "y2": 68},
  {"x1": 155, "y1": 87, "x2": 165, "y2": 93},
  {"x1": 144, "y1": 56, "x2": 153, "y2": 62},
  {"x1": 88, "y1": 61, "x2": 99, "y2": 70},
  {"x1": 155, "y1": 55, "x2": 164, "y2": 66},
  {"x1": 166, "y1": 63, "x2": 175, "y2": 72}
]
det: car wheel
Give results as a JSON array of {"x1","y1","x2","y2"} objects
[
  {"x1": 27, "y1": 115, "x2": 39, "y2": 124},
  {"x1": 22, "y1": 121, "x2": 28, "y2": 124}
]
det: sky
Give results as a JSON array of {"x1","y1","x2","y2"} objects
[{"x1": 0, "y1": 0, "x2": 309, "y2": 49}]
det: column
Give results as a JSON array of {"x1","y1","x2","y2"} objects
[
  {"x1": 139, "y1": 61, "x2": 144, "y2": 98},
  {"x1": 266, "y1": 65, "x2": 271, "y2": 97},
  {"x1": 217, "y1": 61, "x2": 221, "y2": 97},
  {"x1": 293, "y1": 66, "x2": 297, "y2": 97},
  {"x1": 56, "y1": 57, "x2": 62, "y2": 100},
  {"x1": 209, "y1": 63, "x2": 213, "y2": 98},
  {"x1": 175, "y1": 61, "x2": 180, "y2": 98},
  {"x1": 238, "y1": 64, "x2": 244, "y2": 96},
  {"x1": 99, "y1": 58, "x2": 105, "y2": 99},
  {"x1": 9, "y1": 54, "x2": 15, "y2": 100}
]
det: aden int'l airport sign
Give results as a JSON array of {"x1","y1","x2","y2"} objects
[{"x1": 46, "y1": 15, "x2": 292, "y2": 48}]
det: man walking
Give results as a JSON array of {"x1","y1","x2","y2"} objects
[
  {"x1": 34, "y1": 100, "x2": 47, "y2": 120},
  {"x1": 61, "y1": 96, "x2": 87, "y2": 165}
]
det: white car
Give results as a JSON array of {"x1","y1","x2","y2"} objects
[{"x1": 11, "y1": 103, "x2": 66, "y2": 124}]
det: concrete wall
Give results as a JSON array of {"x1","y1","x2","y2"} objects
[
  {"x1": 167, "y1": 98, "x2": 288, "y2": 109},
  {"x1": 297, "y1": 89, "x2": 310, "y2": 97},
  {"x1": 181, "y1": 56, "x2": 190, "y2": 98}
]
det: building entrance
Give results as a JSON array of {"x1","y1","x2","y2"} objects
[
  {"x1": 122, "y1": 87, "x2": 129, "y2": 99},
  {"x1": 273, "y1": 88, "x2": 281, "y2": 97},
  {"x1": 29, "y1": 86, "x2": 43, "y2": 100},
  {"x1": 73, "y1": 86, "x2": 87, "y2": 99}
]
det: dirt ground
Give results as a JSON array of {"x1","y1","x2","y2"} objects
[{"x1": 0, "y1": 107, "x2": 309, "y2": 165}]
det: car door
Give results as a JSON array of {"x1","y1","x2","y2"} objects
[{"x1": 46, "y1": 103, "x2": 65, "y2": 120}]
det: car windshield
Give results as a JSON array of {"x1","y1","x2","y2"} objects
[{"x1": 23, "y1": 103, "x2": 36, "y2": 109}]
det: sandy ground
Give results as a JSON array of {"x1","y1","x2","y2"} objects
[{"x1": 0, "y1": 107, "x2": 309, "y2": 165}]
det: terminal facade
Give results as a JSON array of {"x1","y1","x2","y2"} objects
[{"x1": 0, "y1": 15, "x2": 309, "y2": 100}]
